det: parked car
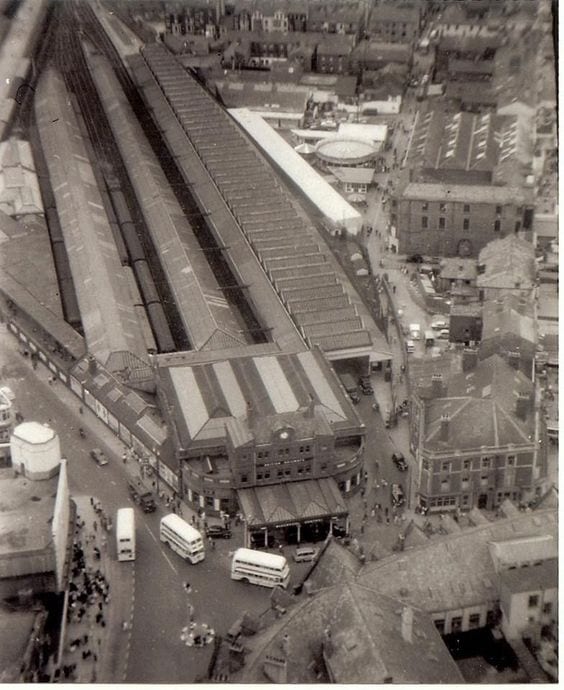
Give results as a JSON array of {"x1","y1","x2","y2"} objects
[
  {"x1": 437, "y1": 328, "x2": 450, "y2": 340},
  {"x1": 293, "y1": 546, "x2": 319, "y2": 563},
  {"x1": 90, "y1": 448, "x2": 108, "y2": 466},
  {"x1": 359, "y1": 376, "x2": 373, "y2": 395},
  {"x1": 406, "y1": 253, "x2": 424, "y2": 263},
  {"x1": 392, "y1": 453, "x2": 408, "y2": 471},
  {"x1": 206, "y1": 525, "x2": 232, "y2": 539},
  {"x1": 391, "y1": 483, "x2": 405, "y2": 507}
]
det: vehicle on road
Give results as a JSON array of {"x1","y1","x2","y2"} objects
[
  {"x1": 116, "y1": 507, "x2": 135, "y2": 561},
  {"x1": 90, "y1": 447, "x2": 108, "y2": 466},
  {"x1": 160, "y1": 514, "x2": 205, "y2": 564},
  {"x1": 431, "y1": 317, "x2": 449, "y2": 330},
  {"x1": 391, "y1": 483, "x2": 406, "y2": 507},
  {"x1": 339, "y1": 372, "x2": 361, "y2": 404},
  {"x1": 293, "y1": 546, "x2": 319, "y2": 563},
  {"x1": 406, "y1": 254, "x2": 424, "y2": 263},
  {"x1": 437, "y1": 328, "x2": 450, "y2": 340},
  {"x1": 231, "y1": 548, "x2": 290, "y2": 589},
  {"x1": 359, "y1": 375, "x2": 374, "y2": 395},
  {"x1": 405, "y1": 339, "x2": 415, "y2": 354},
  {"x1": 409, "y1": 323, "x2": 421, "y2": 340},
  {"x1": 424, "y1": 330, "x2": 435, "y2": 347},
  {"x1": 392, "y1": 453, "x2": 408, "y2": 471},
  {"x1": 206, "y1": 524, "x2": 232, "y2": 539},
  {"x1": 128, "y1": 477, "x2": 156, "y2": 513}
]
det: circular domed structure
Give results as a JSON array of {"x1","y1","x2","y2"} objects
[
  {"x1": 315, "y1": 137, "x2": 378, "y2": 166},
  {"x1": 11, "y1": 421, "x2": 61, "y2": 480}
]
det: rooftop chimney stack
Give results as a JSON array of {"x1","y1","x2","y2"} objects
[
  {"x1": 304, "y1": 394, "x2": 316, "y2": 418},
  {"x1": 508, "y1": 351, "x2": 521, "y2": 371},
  {"x1": 439, "y1": 414, "x2": 450, "y2": 442},
  {"x1": 462, "y1": 348, "x2": 478, "y2": 372},
  {"x1": 87, "y1": 354, "x2": 97, "y2": 375},
  {"x1": 401, "y1": 606, "x2": 414, "y2": 645},
  {"x1": 246, "y1": 400, "x2": 256, "y2": 428},
  {"x1": 431, "y1": 373, "x2": 444, "y2": 398},
  {"x1": 515, "y1": 393, "x2": 531, "y2": 420}
]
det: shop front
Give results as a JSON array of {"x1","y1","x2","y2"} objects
[{"x1": 238, "y1": 478, "x2": 349, "y2": 548}]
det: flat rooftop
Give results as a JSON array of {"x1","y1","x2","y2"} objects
[{"x1": 0, "y1": 469, "x2": 57, "y2": 577}]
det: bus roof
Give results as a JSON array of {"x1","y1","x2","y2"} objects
[
  {"x1": 160, "y1": 513, "x2": 202, "y2": 541},
  {"x1": 116, "y1": 507, "x2": 135, "y2": 538},
  {"x1": 233, "y1": 547, "x2": 288, "y2": 569}
]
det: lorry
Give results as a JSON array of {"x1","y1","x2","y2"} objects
[
  {"x1": 128, "y1": 477, "x2": 157, "y2": 513},
  {"x1": 339, "y1": 373, "x2": 360, "y2": 404}
]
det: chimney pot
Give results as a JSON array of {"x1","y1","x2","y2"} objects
[{"x1": 508, "y1": 351, "x2": 521, "y2": 370}]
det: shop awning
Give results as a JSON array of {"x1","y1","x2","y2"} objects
[{"x1": 238, "y1": 478, "x2": 347, "y2": 529}]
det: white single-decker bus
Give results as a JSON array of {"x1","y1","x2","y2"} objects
[
  {"x1": 160, "y1": 514, "x2": 205, "y2": 564},
  {"x1": 231, "y1": 548, "x2": 290, "y2": 589},
  {"x1": 116, "y1": 507, "x2": 135, "y2": 561}
]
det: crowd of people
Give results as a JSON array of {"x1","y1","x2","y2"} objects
[{"x1": 61, "y1": 505, "x2": 113, "y2": 681}]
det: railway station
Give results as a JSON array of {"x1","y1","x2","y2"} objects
[
  {"x1": 156, "y1": 346, "x2": 365, "y2": 522},
  {"x1": 131, "y1": 44, "x2": 391, "y2": 370}
]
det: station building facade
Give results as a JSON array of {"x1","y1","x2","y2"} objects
[{"x1": 156, "y1": 347, "x2": 365, "y2": 541}]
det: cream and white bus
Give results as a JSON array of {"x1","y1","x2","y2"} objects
[
  {"x1": 231, "y1": 548, "x2": 290, "y2": 589},
  {"x1": 116, "y1": 507, "x2": 135, "y2": 562},
  {"x1": 160, "y1": 514, "x2": 205, "y2": 564}
]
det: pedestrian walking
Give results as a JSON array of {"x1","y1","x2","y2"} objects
[{"x1": 184, "y1": 582, "x2": 192, "y2": 594}]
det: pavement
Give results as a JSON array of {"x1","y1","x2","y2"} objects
[{"x1": 53, "y1": 496, "x2": 134, "y2": 683}]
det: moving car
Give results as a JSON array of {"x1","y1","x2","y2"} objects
[
  {"x1": 206, "y1": 525, "x2": 232, "y2": 539},
  {"x1": 437, "y1": 328, "x2": 450, "y2": 340},
  {"x1": 391, "y1": 483, "x2": 405, "y2": 507},
  {"x1": 359, "y1": 375, "x2": 373, "y2": 395},
  {"x1": 90, "y1": 448, "x2": 108, "y2": 466},
  {"x1": 392, "y1": 453, "x2": 408, "y2": 471},
  {"x1": 293, "y1": 546, "x2": 319, "y2": 563}
]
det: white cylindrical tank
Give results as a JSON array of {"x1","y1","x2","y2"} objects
[{"x1": 11, "y1": 421, "x2": 61, "y2": 480}]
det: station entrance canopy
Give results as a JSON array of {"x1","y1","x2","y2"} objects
[{"x1": 238, "y1": 477, "x2": 349, "y2": 547}]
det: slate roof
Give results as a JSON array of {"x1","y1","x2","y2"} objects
[
  {"x1": 477, "y1": 235, "x2": 536, "y2": 291},
  {"x1": 136, "y1": 44, "x2": 389, "y2": 359},
  {"x1": 422, "y1": 354, "x2": 535, "y2": 452},
  {"x1": 34, "y1": 68, "x2": 150, "y2": 371},
  {"x1": 238, "y1": 477, "x2": 347, "y2": 527},
  {"x1": 358, "y1": 508, "x2": 557, "y2": 612},
  {"x1": 158, "y1": 348, "x2": 361, "y2": 447},
  {"x1": 481, "y1": 294, "x2": 537, "y2": 346},
  {"x1": 239, "y1": 579, "x2": 463, "y2": 684},
  {"x1": 86, "y1": 49, "x2": 249, "y2": 353},
  {"x1": 499, "y1": 558, "x2": 557, "y2": 594},
  {"x1": 401, "y1": 181, "x2": 532, "y2": 205}
]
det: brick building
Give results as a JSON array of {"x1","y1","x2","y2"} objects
[
  {"x1": 410, "y1": 353, "x2": 545, "y2": 512},
  {"x1": 367, "y1": 3, "x2": 421, "y2": 44},
  {"x1": 157, "y1": 348, "x2": 366, "y2": 540},
  {"x1": 307, "y1": 2, "x2": 365, "y2": 36},
  {"x1": 392, "y1": 110, "x2": 535, "y2": 256}
]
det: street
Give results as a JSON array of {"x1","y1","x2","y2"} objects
[{"x1": 0, "y1": 323, "x2": 272, "y2": 683}]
